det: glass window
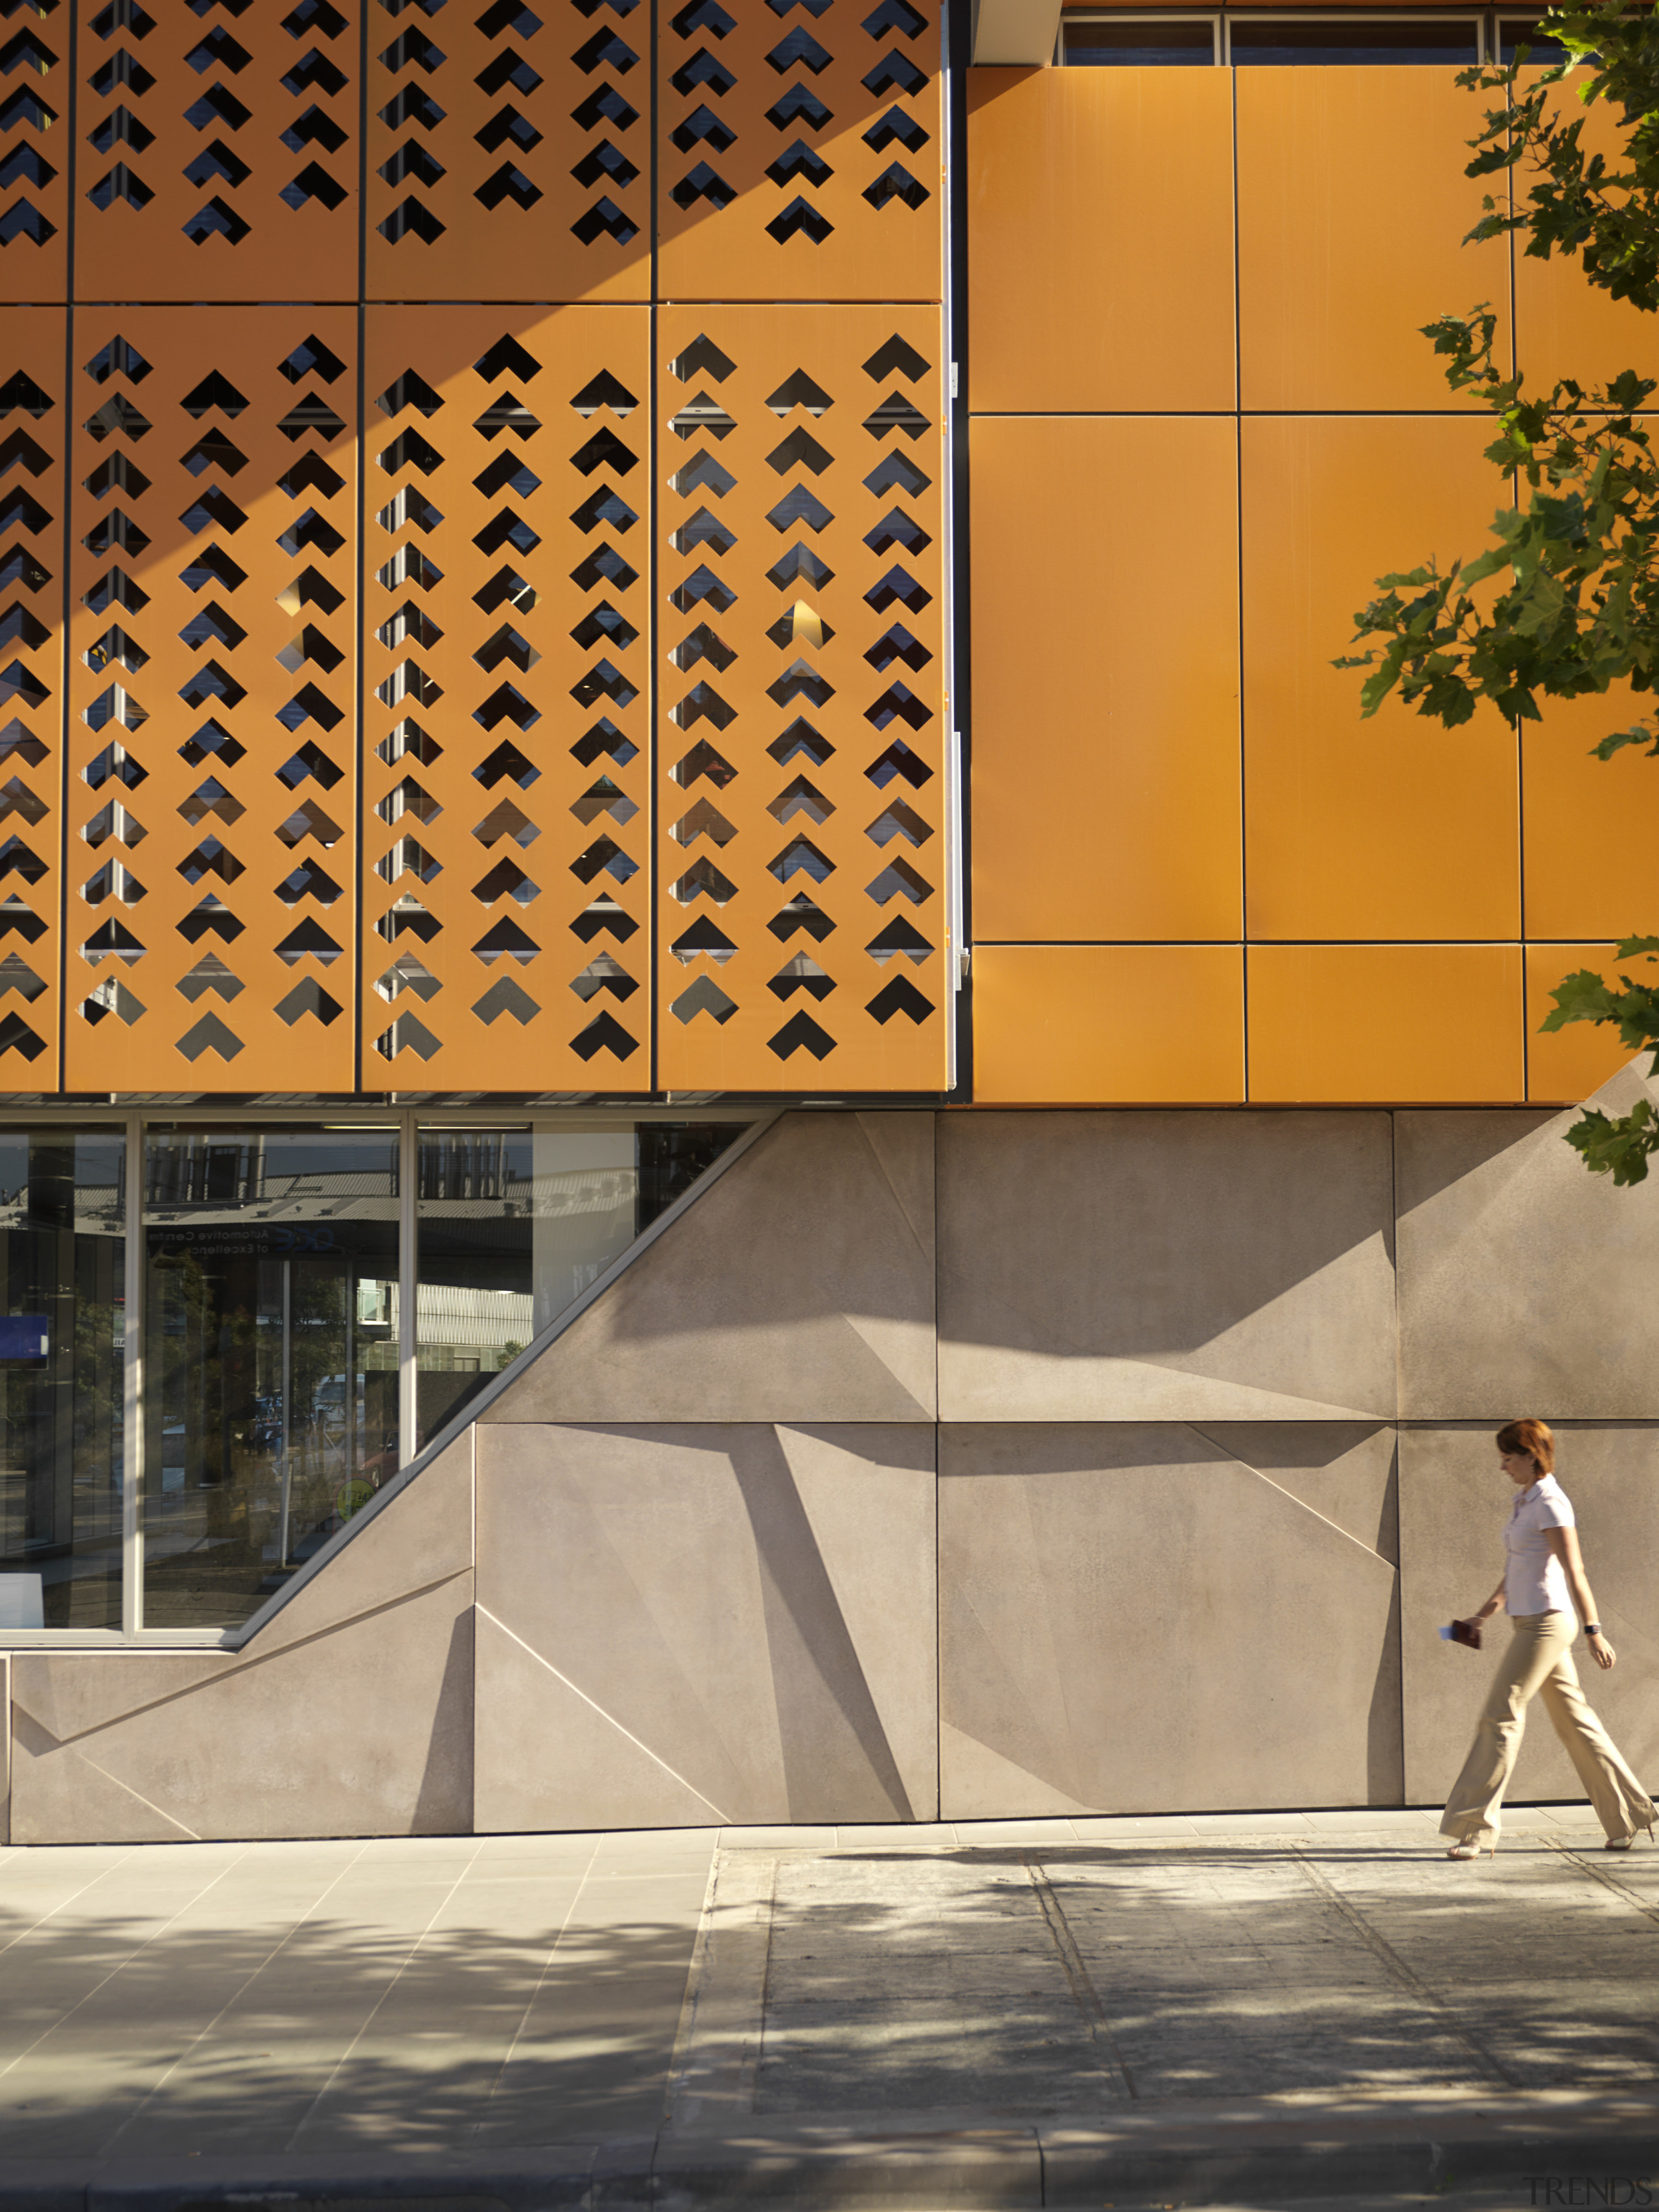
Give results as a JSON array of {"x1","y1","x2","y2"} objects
[
  {"x1": 1063, "y1": 17, "x2": 1218, "y2": 64},
  {"x1": 143, "y1": 1126, "x2": 399, "y2": 1631},
  {"x1": 1498, "y1": 16, "x2": 1570, "y2": 60},
  {"x1": 1228, "y1": 16, "x2": 1480, "y2": 62},
  {"x1": 414, "y1": 1120, "x2": 750, "y2": 1446},
  {"x1": 0, "y1": 1129, "x2": 126, "y2": 1631}
]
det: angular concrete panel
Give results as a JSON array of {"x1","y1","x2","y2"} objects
[
  {"x1": 939, "y1": 1424, "x2": 1400, "y2": 1817},
  {"x1": 9, "y1": 1441, "x2": 478, "y2": 1844},
  {"x1": 482, "y1": 1114, "x2": 936, "y2": 1423},
  {"x1": 11, "y1": 1576, "x2": 474, "y2": 1844},
  {"x1": 1398, "y1": 1424, "x2": 1659, "y2": 1808},
  {"x1": 938, "y1": 1113, "x2": 1396, "y2": 1421},
  {"x1": 474, "y1": 1423, "x2": 938, "y2": 1831},
  {"x1": 1194, "y1": 1422, "x2": 1398, "y2": 1563},
  {"x1": 1397, "y1": 1065, "x2": 1659, "y2": 1417}
]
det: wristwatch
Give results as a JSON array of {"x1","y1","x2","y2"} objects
[{"x1": 1586, "y1": 1622, "x2": 1604, "y2": 1636}]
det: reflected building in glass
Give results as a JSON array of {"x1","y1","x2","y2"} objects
[{"x1": 0, "y1": 1133, "x2": 124, "y2": 1630}]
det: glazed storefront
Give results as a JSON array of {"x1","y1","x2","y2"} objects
[{"x1": 0, "y1": 1112, "x2": 748, "y2": 1638}]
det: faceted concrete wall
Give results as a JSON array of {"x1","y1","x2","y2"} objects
[{"x1": 8, "y1": 1078, "x2": 1659, "y2": 1842}]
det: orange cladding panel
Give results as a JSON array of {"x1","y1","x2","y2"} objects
[
  {"x1": 0, "y1": 308, "x2": 64, "y2": 1088},
  {"x1": 973, "y1": 944, "x2": 1244, "y2": 1105},
  {"x1": 1248, "y1": 944, "x2": 1524, "y2": 1104},
  {"x1": 1237, "y1": 67, "x2": 1511, "y2": 411},
  {"x1": 971, "y1": 415, "x2": 1241, "y2": 942},
  {"x1": 0, "y1": 14, "x2": 68, "y2": 300},
  {"x1": 1526, "y1": 942, "x2": 1639, "y2": 1104},
  {"x1": 364, "y1": 0, "x2": 649, "y2": 305},
  {"x1": 361, "y1": 307, "x2": 651, "y2": 1093},
  {"x1": 655, "y1": 305, "x2": 950, "y2": 1092},
  {"x1": 1243, "y1": 415, "x2": 1520, "y2": 940},
  {"x1": 655, "y1": 0, "x2": 942, "y2": 304},
  {"x1": 1522, "y1": 689, "x2": 1659, "y2": 940},
  {"x1": 64, "y1": 309, "x2": 358, "y2": 1093},
  {"x1": 71, "y1": 0, "x2": 358, "y2": 305},
  {"x1": 966, "y1": 67, "x2": 1235, "y2": 413},
  {"x1": 1513, "y1": 78, "x2": 1659, "y2": 395}
]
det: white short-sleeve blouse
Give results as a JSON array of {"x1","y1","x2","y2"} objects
[{"x1": 1505, "y1": 1473, "x2": 1575, "y2": 1617}]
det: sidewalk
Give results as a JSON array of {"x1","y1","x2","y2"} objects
[{"x1": 0, "y1": 1806, "x2": 1656, "y2": 2206}]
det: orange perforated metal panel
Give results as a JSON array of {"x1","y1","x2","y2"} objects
[
  {"x1": 361, "y1": 305, "x2": 651, "y2": 1091},
  {"x1": 0, "y1": 306, "x2": 64, "y2": 1089},
  {"x1": 72, "y1": 0, "x2": 358, "y2": 305},
  {"x1": 63, "y1": 308, "x2": 357, "y2": 1091},
  {"x1": 656, "y1": 0, "x2": 942, "y2": 303},
  {"x1": 0, "y1": 2, "x2": 69, "y2": 301},
  {"x1": 655, "y1": 305, "x2": 949, "y2": 1092},
  {"x1": 364, "y1": 0, "x2": 649, "y2": 305}
]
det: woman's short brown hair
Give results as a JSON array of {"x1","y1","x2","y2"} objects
[{"x1": 1496, "y1": 1417, "x2": 1555, "y2": 1474}]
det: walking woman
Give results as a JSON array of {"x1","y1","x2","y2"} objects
[{"x1": 1443, "y1": 1419, "x2": 1656, "y2": 1860}]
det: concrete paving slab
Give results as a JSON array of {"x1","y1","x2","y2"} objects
[
  {"x1": 831, "y1": 1823, "x2": 961, "y2": 1848},
  {"x1": 716, "y1": 1828, "x2": 839, "y2": 1852},
  {"x1": 1, "y1": 1810, "x2": 1655, "y2": 2206}
]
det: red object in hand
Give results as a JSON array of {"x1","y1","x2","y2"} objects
[{"x1": 1450, "y1": 1618, "x2": 1483, "y2": 1650}]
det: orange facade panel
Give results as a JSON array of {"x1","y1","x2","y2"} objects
[
  {"x1": 361, "y1": 307, "x2": 651, "y2": 1093},
  {"x1": 1242, "y1": 415, "x2": 1520, "y2": 942},
  {"x1": 1525, "y1": 942, "x2": 1640, "y2": 1104},
  {"x1": 1513, "y1": 79, "x2": 1658, "y2": 396},
  {"x1": 1521, "y1": 689, "x2": 1659, "y2": 943},
  {"x1": 71, "y1": 0, "x2": 357, "y2": 304},
  {"x1": 973, "y1": 944, "x2": 1244, "y2": 1105},
  {"x1": 364, "y1": 0, "x2": 649, "y2": 305},
  {"x1": 0, "y1": 307, "x2": 64, "y2": 1089},
  {"x1": 655, "y1": 305, "x2": 950, "y2": 1091},
  {"x1": 1236, "y1": 67, "x2": 1511, "y2": 412},
  {"x1": 63, "y1": 309, "x2": 357, "y2": 1092},
  {"x1": 655, "y1": 0, "x2": 941, "y2": 303},
  {"x1": 970, "y1": 415, "x2": 1240, "y2": 942},
  {"x1": 966, "y1": 67, "x2": 1235, "y2": 413},
  {"x1": 1247, "y1": 944, "x2": 1525, "y2": 1104},
  {"x1": 0, "y1": 3, "x2": 69, "y2": 301}
]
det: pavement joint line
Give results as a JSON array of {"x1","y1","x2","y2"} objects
[
  {"x1": 0, "y1": 1841, "x2": 253, "y2": 2090},
  {"x1": 285, "y1": 1835, "x2": 488, "y2": 2149},
  {"x1": 0, "y1": 1842, "x2": 142, "y2": 1962},
  {"x1": 660, "y1": 1839, "x2": 723, "y2": 2129},
  {"x1": 99, "y1": 1832, "x2": 378, "y2": 2154},
  {"x1": 1283, "y1": 1843, "x2": 1523, "y2": 2090},
  {"x1": 661, "y1": 1848, "x2": 777, "y2": 2131},
  {"x1": 1540, "y1": 1833, "x2": 1659, "y2": 1926},
  {"x1": 468, "y1": 1829, "x2": 605, "y2": 2139},
  {"x1": 1019, "y1": 1853, "x2": 1139, "y2": 2101}
]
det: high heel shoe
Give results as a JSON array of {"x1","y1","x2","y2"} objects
[
  {"x1": 1446, "y1": 1838, "x2": 1497, "y2": 1859},
  {"x1": 1605, "y1": 1820, "x2": 1656, "y2": 1852}
]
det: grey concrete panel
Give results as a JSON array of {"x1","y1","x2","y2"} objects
[
  {"x1": 1397, "y1": 1065, "x2": 1659, "y2": 1417},
  {"x1": 481, "y1": 1113, "x2": 937, "y2": 1424},
  {"x1": 10, "y1": 1575, "x2": 474, "y2": 1843},
  {"x1": 249, "y1": 1433, "x2": 476, "y2": 1657},
  {"x1": 937, "y1": 1113, "x2": 1396, "y2": 1422},
  {"x1": 474, "y1": 1422, "x2": 938, "y2": 1831},
  {"x1": 938, "y1": 1424, "x2": 1400, "y2": 1818},
  {"x1": 8, "y1": 1439, "x2": 475, "y2": 1757},
  {"x1": 1194, "y1": 1423, "x2": 1398, "y2": 1563},
  {"x1": 1398, "y1": 1424, "x2": 1659, "y2": 1808}
]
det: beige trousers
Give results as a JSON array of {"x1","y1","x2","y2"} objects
[{"x1": 1442, "y1": 1612, "x2": 1656, "y2": 1846}]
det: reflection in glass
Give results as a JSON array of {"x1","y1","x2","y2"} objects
[
  {"x1": 143, "y1": 1128, "x2": 399, "y2": 1630},
  {"x1": 1498, "y1": 17, "x2": 1570, "y2": 60},
  {"x1": 0, "y1": 1130, "x2": 125, "y2": 1630},
  {"x1": 1229, "y1": 17, "x2": 1479, "y2": 62},
  {"x1": 414, "y1": 1121, "x2": 748, "y2": 1445},
  {"x1": 1064, "y1": 19, "x2": 1217, "y2": 64}
]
